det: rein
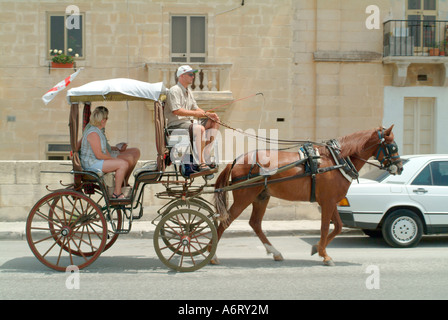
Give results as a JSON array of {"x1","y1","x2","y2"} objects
[
  {"x1": 204, "y1": 92, "x2": 328, "y2": 146},
  {"x1": 205, "y1": 114, "x2": 328, "y2": 147}
]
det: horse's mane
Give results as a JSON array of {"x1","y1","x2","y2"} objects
[{"x1": 337, "y1": 127, "x2": 379, "y2": 158}]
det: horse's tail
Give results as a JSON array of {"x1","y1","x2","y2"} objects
[{"x1": 214, "y1": 164, "x2": 233, "y2": 225}]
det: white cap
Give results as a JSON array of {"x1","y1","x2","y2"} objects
[{"x1": 176, "y1": 65, "x2": 198, "y2": 77}]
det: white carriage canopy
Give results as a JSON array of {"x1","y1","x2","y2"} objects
[{"x1": 67, "y1": 78, "x2": 166, "y2": 103}]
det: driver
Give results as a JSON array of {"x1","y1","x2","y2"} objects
[{"x1": 164, "y1": 65, "x2": 219, "y2": 172}]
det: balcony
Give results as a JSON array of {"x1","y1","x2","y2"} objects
[
  {"x1": 383, "y1": 20, "x2": 448, "y2": 86},
  {"x1": 145, "y1": 62, "x2": 234, "y2": 112}
]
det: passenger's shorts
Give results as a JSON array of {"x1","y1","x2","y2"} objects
[{"x1": 85, "y1": 160, "x2": 104, "y2": 172}]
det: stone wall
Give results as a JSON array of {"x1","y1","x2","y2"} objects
[
  {"x1": 0, "y1": 160, "x2": 322, "y2": 222},
  {"x1": 1, "y1": 0, "x2": 400, "y2": 163},
  {"x1": 1, "y1": 0, "x2": 298, "y2": 161}
]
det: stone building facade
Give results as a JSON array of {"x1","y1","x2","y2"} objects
[
  {"x1": 1, "y1": 0, "x2": 448, "y2": 220},
  {"x1": 2, "y1": 0, "x2": 448, "y2": 161}
]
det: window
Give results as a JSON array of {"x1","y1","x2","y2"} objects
[
  {"x1": 171, "y1": 15, "x2": 207, "y2": 63},
  {"x1": 408, "y1": 0, "x2": 436, "y2": 10},
  {"x1": 46, "y1": 143, "x2": 71, "y2": 160},
  {"x1": 47, "y1": 12, "x2": 84, "y2": 59},
  {"x1": 432, "y1": 161, "x2": 448, "y2": 186},
  {"x1": 407, "y1": 0, "x2": 437, "y2": 50},
  {"x1": 412, "y1": 161, "x2": 448, "y2": 186},
  {"x1": 412, "y1": 163, "x2": 432, "y2": 185}
]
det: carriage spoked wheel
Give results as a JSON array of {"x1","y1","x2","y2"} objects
[
  {"x1": 153, "y1": 208, "x2": 218, "y2": 272},
  {"x1": 159, "y1": 199, "x2": 217, "y2": 256},
  {"x1": 81, "y1": 184, "x2": 122, "y2": 254},
  {"x1": 26, "y1": 189, "x2": 107, "y2": 272},
  {"x1": 49, "y1": 186, "x2": 120, "y2": 257}
]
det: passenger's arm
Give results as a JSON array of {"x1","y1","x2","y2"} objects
[{"x1": 87, "y1": 132, "x2": 113, "y2": 160}]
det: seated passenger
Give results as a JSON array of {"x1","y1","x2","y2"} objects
[
  {"x1": 84, "y1": 122, "x2": 140, "y2": 186},
  {"x1": 164, "y1": 65, "x2": 220, "y2": 171},
  {"x1": 80, "y1": 106, "x2": 136, "y2": 200}
]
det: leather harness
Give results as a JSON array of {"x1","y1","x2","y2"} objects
[{"x1": 229, "y1": 141, "x2": 359, "y2": 203}]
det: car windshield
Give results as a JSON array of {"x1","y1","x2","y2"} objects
[
  {"x1": 360, "y1": 159, "x2": 409, "y2": 182},
  {"x1": 361, "y1": 168, "x2": 390, "y2": 182}
]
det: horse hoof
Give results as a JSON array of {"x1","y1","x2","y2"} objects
[
  {"x1": 273, "y1": 254, "x2": 284, "y2": 261},
  {"x1": 210, "y1": 255, "x2": 220, "y2": 265},
  {"x1": 311, "y1": 245, "x2": 318, "y2": 256},
  {"x1": 323, "y1": 259, "x2": 335, "y2": 267}
]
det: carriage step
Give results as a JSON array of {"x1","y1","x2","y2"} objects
[
  {"x1": 109, "y1": 198, "x2": 132, "y2": 205},
  {"x1": 189, "y1": 167, "x2": 218, "y2": 179},
  {"x1": 112, "y1": 229, "x2": 131, "y2": 234}
]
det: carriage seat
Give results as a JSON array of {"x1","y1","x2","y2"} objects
[
  {"x1": 81, "y1": 169, "x2": 134, "y2": 198},
  {"x1": 133, "y1": 161, "x2": 158, "y2": 176},
  {"x1": 132, "y1": 161, "x2": 162, "y2": 182},
  {"x1": 78, "y1": 168, "x2": 114, "y2": 184},
  {"x1": 165, "y1": 128, "x2": 191, "y2": 165},
  {"x1": 166, "y1": 128, "x2": 190, "y2": 148}
]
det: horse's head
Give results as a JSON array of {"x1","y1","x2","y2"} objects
[{"x1": 374, "y1": 125, "x2": 403, "y2": 175}]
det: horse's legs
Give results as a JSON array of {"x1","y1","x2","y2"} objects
[
  {"x1": 312, "y1": 204, "x2": 339, "y2": 266},
  {"x1": 325, "y1": 208, "x2": 343, "y2": 247},
  {"x1": 210, "y1": 192, "x2": 256, "y2": 265},
  {"x1": 249, "y1": 196, "x2": 284, "y2": 261}
]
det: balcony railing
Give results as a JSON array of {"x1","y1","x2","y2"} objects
[
  {"x1": 383, "y1": 20, "x2": 448, "y2": 57},
  {"x1": 145, "y1": 62, "x2": 234, "y2": 111},
  {"x1": 146, "y1": 62, "x2": 232, "y2": 92}
]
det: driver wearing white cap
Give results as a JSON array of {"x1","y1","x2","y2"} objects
[{"x1": 165, "y1": 65, "x2": 220, "y2": 171}]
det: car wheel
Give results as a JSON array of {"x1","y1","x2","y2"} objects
[{"x1": 382, "y1": 209, "x2": 423, "y2": 248}]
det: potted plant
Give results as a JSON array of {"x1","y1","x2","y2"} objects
[
  {"x1": 440, "y1": 40, "x2": 447, "y2": 56},
  {"x1": 429, "y1": 42, "x2": 440, "y2": 56},
  {"x1": 50, "y1": 49, "x2": 75, "y2": 68}
]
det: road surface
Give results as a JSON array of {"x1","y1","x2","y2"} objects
[{"x1": 1, "y1": 234, "x2": 447, "y2": 301}]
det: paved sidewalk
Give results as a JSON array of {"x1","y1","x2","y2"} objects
[{"x1": 0, "y1": 220, "x2": 361, "y2": 240}]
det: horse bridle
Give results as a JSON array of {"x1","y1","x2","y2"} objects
[
  {"x1": 366, "y1": 129, "x2": 402, "y2": 174},
  {"x1": 353, "y1": 128, "x2": 401, "y2": 174}
]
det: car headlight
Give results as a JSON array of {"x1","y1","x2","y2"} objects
[{"x1": 338, "y1": 197, "x2": 350, "y2": 207}]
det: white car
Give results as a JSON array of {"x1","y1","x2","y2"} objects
[{"x1": 337, "y1": 154, "x2": 448, "y2": 248}]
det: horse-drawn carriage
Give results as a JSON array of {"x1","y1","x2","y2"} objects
[
  {"x1": 26, "y1": 78, "x2": 219, "y2": 272},
  {"x1": 26, "y1": 77, "x2": 403, "y2": 271}
]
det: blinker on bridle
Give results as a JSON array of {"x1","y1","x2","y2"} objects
[{"x1": 375, "y1": 129, "x2": 401, "y2": 174}]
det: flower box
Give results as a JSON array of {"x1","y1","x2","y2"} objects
[{"x1": 51, "y1": 62, "x2": 74, "y2": 69}]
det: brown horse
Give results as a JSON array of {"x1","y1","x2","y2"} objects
[{"x1": 213, "y1": 125, "x2": 403, "y2": 266}]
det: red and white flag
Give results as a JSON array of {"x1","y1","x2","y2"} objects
[{"x1": 42, "y1": 68, "x2": 82, "y2": 105}]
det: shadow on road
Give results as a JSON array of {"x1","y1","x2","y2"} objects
[
  {"x1": 301, "y1": 234, "x2": 448, "y2": 249},
  {"x1": 0, "y1": 255, "x2": 359, "y2": 274},
  {"x1": 2, "y1": 235, "x2": 445, "y2": 274}
]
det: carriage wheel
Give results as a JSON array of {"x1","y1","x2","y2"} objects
[
  {"x1": 26, "y1": 190, "x2": 107, "y2": 271},
  {"x1": 153, "y1": 209, "x2": 217, "y2": 272},
  {"x1": 81, "y1": 184, "x2": 121, "y2": 254},
  {"x1": 159, "y1": 199, "x2": 217, "y2": 255},
  {"x1": 48, "y1": 186, "x2": 119, "y2": 257}
]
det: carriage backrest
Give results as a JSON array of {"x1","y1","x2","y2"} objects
[
  {"x1": 69, "y1": 103, "x2": 82, "y2": 172},
  {"x1": 154, "y1": 101, "x2": 169, "y2": 172}
]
